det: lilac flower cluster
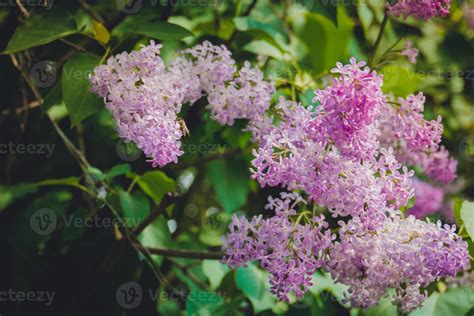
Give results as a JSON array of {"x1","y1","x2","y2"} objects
[
  {"x1": 327, "y1": 215, "x2": 469, "y2": 311},
  {"x1": 90, "y1": 41, "x2": 273, "y2": 166},
  {"x1": 90, "y1": 41, "x2": 192, "y2": 167},
  {"x1": 445, "y1": 268, "x2": 474, "y2": 289},
  {"x1": 401, "y1": 39, "x2": 419, "y2": 64},
  {"x1": 387, "y1": 0, "x2": 451, "y2": 20},
  {"x1": 379, "y1": 93, "x2": 457, "y2": 183},
  {"x1": 226, "y1": 58, "x2": 466, "y2": 310},
  {"x1": 90, "y1": 41, "x2": 467, "y2": 312},
  {"x1": 222, "y1": 193, "x2": 335, "y2": 300},
  {"x1": 312, "y1": 58, "x2": 385, "y2": 160},
  {"x1": 408, "y1": 178, "x2": 445, "y2": 218}
]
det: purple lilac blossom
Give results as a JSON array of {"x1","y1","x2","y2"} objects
[
  {"x1": 387, "y1": 0, "x2": 451, "y2": 20},
  {"x1": 401, "y1": 39, "x2": 419, "y2": 64},
  {"x1": 408, "y1": 178, "x2": 444, "y2": 218}
]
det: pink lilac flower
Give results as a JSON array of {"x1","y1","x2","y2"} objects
[
  {"x1": 387, "y1": 0, "x2": 451, "y2": 20},
  {"x1": 206, "y1": 61, "x2": 275, "y2": 125},
  {"x1": 92, "y1": 46, "x2": 467, "y2": 312},
  {"x1": 222, "y1": 192, "x2": 335, "y2": 300},
  {"x1": 312, "y1": 57, "x2": 385, "y2": 160},
  {"x1": 378, "y1": 93, "x2": 457, "y2": 183},
  {"x1": 401, "y1": 39, "x2": 419, "y2": 64},
  {"x1": 90, "y1": 41, "x2": 186, "y2": 167},
  {"x1": 445, "y1": 268, "x2": 474, "y2": 289},
  {"x1": 91, "y1": 40, "x2": 273, "y2": 167},
  {"x1": 183, "y1": 40, "x2": 236, "y2": 92},
  {"x1": 325, "y1": 215, "x2": 470, "y2": 312},
  {"x1": 408, "y1": 178, "x2": 444, "y2": 218}
]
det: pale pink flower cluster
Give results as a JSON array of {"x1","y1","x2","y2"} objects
[
  {"x1": 408, "y1": 178, "x2": 445, "y2": 218},
  {"x1": 91, "y1": 42, "x2": 466, "y2": 312},
  {"x1": 387, "y1": 0, "x2": 451, "y2": 20},
  {"x1": 378, "y1": 93, "x2": 457, "y2": 183},
  {"x1": 90, "y1": 41, "x2": 273, "y2": 166},
  {"x1": 229, "y1": 58, "x2": 465, "y2": 311},
  {"x1": 326, "y1": 215, "x2": 469, "y2": 310},
  {"x1": 401, "y1": 39, "x2": 419, "y2": 64}
]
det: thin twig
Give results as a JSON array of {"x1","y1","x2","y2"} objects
[
  {"x1": 59, "y1": 38, "x2": 99, "y2": 56},
  {"x1": 135, "y1": 244, "x2": 223, "y2": 260},
  {"x1": 369, "y1": 13, "x2": 390, "y2": 67},
  {"x1": 133, "y1": 194, "x2": 177, "y2": 235},
  {"x1": 15, "y1": 0, "x2": 30, "y2": 18},
  {"x1": 1, "y1": 100, "x2": 41, "y2": 116},
  {"x1": 79, "y1": 0, "x2": 106, "y2": 24},
  {"x1": 9, "y1": 54, "x2": 43, "y2": 102}
]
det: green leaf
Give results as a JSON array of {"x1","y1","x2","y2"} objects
[
  {"x1": 235, "y1": 264, "x2": 276, "y2": 313},
  {"x1": 106, "y1": 164, "x2": 131, "y2": 179},
  {"x1": 309, "y1": 272, "x2": 349, "y2": 307},
  {"x1": 308, "y1": 0, "x2": 338, "y2": 26},
  {"x1": 132, "y1": 20, "x2": 194, "y2": 41},
  {"x1": 363, "y1": 290, "x2": 397, "y2": 316},
  {"x1": 233, "y1": 17, "x2": 289, "y2": 52},
  {"x1": 202, "y1": 260, "x2": 230, "y2": 290},
  {"x1": 185, "y1": 291, "x2": 224, "y2": 316},
  {"x1": 86, "y1": 166, "x2": 105, "y2": 182},
  {"x1": 92, "y1": 20, "x2": 110, "y2": 44},
  {"x1": 243, "y1": 40, "x2": 285, "y2": 60},
  {"x1": 139, "y1": 215, "x2": 172, "y2": 265},
  {"x1": 137, "y1": 170, "x2": 176, "y2": 205},
  {"x1": 453, "y1": 197, "x2": 464, "y2": 227},
  {"x1": 118, "y1": 190, "x2": 150, "y2": 228},
  {"x1": 206, "y1": 159, "x2": 250, "y2": 213},
  {"x1": 37, "y1": 177, "x2": 82, "y2": 188},
  {"x1": 0, "y1": 183, "x2": 38, "y2": 212},
  {"x1": 410, "y1": 288, "x2": 474, "y2": 316},
  {"x1": 0, "y1": 177, "x2": 83, "y2": 212},
  {"x1": 460, "y1": 200, "x2": 474, "y2": 239},
  {"x1": 296, "y1": 8, "x2": 353, "y2": 76},
  {"x1": 400, "y1": 196, "x2": 416, "y2": 213},
  {"x1": 61, "y1": 53, "x2": 102, "y2": 127},
  {"x1": 381, "y1": 65, "x2": 420, "y2": 97},
  {"x1": 3, "y1": 7, "x2": 77, "y2": 54},
  {"x1": 41, "y1": 82, "x2": 62, "y2": 112}
]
